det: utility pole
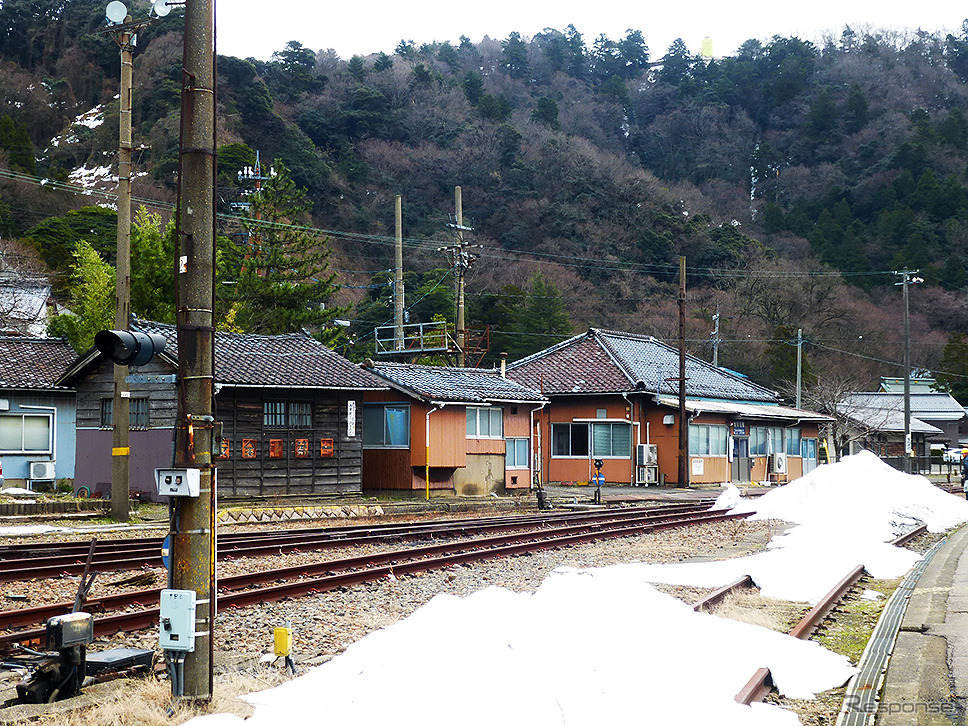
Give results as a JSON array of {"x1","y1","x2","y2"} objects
[
  {"x1": 440, "y1": 186, "x2": 476, "y2": 366},
  {"x1": 102, "y1": 0, "x2": 167, "y2": 521},
  {"x1": 171, "y1": 0, "x2": 216, "y2": 701},
  {"x1": 677, "y1": 257, "x2": 688, "y2": 488},
  {"x1": 710, "y1": 308, "x2": 720, "y2": 367},
  {"x1": 894, "y1": 269, "x2": 922, "y2": 475},
  {"x1": 394, "y1": 195, "x2": 404, "y2": 351},
  {"x1": 795, "y1": 328, "x2": 803, "y2": 409}
]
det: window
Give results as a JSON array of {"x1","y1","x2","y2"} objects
[
  {"x1": 130, "y1": 397, "x2": 149, "y2": 429},
  {"x1": 263, "y1": 401, "x2": 312, "y2": 429},
  {"x1": 466, "y1": 407, "x2": 503, "y2": 438},
  {"x1": 786, "y1": 427, "x2": 801, "y2": 456},
  {"x1": 750, "y1": 426, "x2": 783, "y2": 455},
  {"x1": 362, "y1": 404, "x2": 410, "y2": 447},
  {"x1": 0, "y1": 414, "x2": 52, "y2": 454},
  {"x1": 689, "y1": 424, "x2": 728, "y2": 456},
  {"x1": 591, "y1": 423, "x2": 631, "y2": 457},
  {"x1": 100, "y1": 397, "x2": 149, "y2": 429},
  {"x1": 506, "y1": 437, "x2": 529, "y2": 468},
  {"x1": 552, "y1": 423, "x2": 588, "y2": 457}
]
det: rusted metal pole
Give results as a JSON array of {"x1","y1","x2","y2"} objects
[{"x1": 172, "y1": 0, "x2": 216, "y2": 701}]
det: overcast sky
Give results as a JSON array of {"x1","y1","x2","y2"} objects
[{"x1": 215, "y1": 2, "x2": 966, "y2": 63}]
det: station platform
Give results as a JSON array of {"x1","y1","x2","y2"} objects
[{"x1": 878, "y1": 523, "x2": 968, "y2": 724}]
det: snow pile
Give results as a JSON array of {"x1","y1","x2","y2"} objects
[
  {"x1": 190, "y1": 571, "x2": 853, "y2": 726},
  {"x1": 182, "y1": 451, "x2": 966, "y2": 725},
  {"x1": 589, "y1": 451, "x2": 968, "y2": 603},
  {"x1": 713, "y1": 481, "x2": 744, "y2": 509}
]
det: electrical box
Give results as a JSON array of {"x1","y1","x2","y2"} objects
[
  {"x1": 155, "y1": 468, "x2": 200, "y2": 497},
  {"x1": 159, "y1": 589, "x2": 196, "y2": 652},
  {"x1": 47, "y1": 612, "x2": 94, "y2": 649},
  {"x1": 273, "y1": 626, "x2": 292, "y2": 657}
]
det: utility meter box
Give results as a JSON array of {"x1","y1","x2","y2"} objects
[
  {"x1": 155, "y1": 468, "x2": 200, "y2": 497},
  {"x1": 159, "y1": 589, "x2": 196, "y2": 652}
]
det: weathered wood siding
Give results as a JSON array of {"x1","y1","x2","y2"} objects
[{"x1": 215, "y1": 388, "x2": 363, "y2": 497}]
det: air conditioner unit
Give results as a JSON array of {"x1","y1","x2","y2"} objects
[
  {"x1": 770, "y1": 453, "x2": 788, "y2": 475},
  {"x1": 637, "y1": 443, "x2": 658, "y2": 466},
  {"x1": 635, "y1": 465, "x2": 659, "y2": 485},
  {"x1": 29, "y1": 461, "x2": 56, "y2": 480}
]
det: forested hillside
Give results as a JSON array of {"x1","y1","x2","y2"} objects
[{"x1": 3, "y1": 0, "x2": 968, "y2": 399}]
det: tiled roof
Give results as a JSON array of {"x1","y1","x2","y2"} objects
[
  {"x1": 0, "y1": 337, "x2": 77, "y2": 389},
  {"x1": 367, "y1": 361, "x2": 547, "y2": 404},
  {"x1": 508, "y1": 329, "x2": 780, "y2": 403},
  {"x1": 137, "y1": 321, "x2": 386, "y2": 390},
  {"x1": 655, "y1": 396, "x2": 833, "y2": 422},
  {"x1": 837, "y1": 396, "x2": 942, "y2": 435},
  {"x1": 844, "y1": 392, "x2": 966, "y2": 422}
]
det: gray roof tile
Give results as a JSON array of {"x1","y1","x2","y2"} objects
[
  {"x1": 368, "y1": 361, "x2": 546, "y2": 404},
  {"x1": 138, "y1": 321, "x2": 386, "y2": 390},
  {"x1": 0, "y1": 337, "x2": 76, "y2": 389},
  {"x1": 509, "y1": 329, "x2": 780, "y2": 403}
]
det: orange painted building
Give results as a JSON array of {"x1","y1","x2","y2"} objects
[
  {"x1": 510, "y1": 330, "x2": 831, "y2": 487},
  {"x1": 361, "y1": 362, "x2": 546, "y2": 496}
]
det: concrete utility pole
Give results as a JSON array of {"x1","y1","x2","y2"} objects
[
  {"x1": 440, "y1": 186, "x2": 476, "y2": 366},
  {"x1": 895, "y1": 269, "x2": 922, "y2": 475},
  {"x1": 795, "y1": 328, "x2": 803, "y2": 409},
  {"x1": 677, "y1": 257, "x2": 688, "y2": 488},
  {"x1": 171, "y1": 0, "x2": 216, "y2": 701},
  {"x1": 394, "y1": 195, "x2": 404, "y2": 351},
  {"x1": 710, "y1": 308, "x2": 720, "y2": 367}
]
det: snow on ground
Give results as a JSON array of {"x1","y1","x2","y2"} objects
[
  {"x1": 67, "y1": 164, "x2": 114, "y2": 189},
  {"x1": 183, "y1": 451, "x2": 967, "y2": 726},
  {"x1": 190, "y1": 574, "x2": 852, "y2": 726}
]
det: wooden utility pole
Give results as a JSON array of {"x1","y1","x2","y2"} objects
[
  {"x1": 110, "y1": 21, "x2": 134, "y2": 522},
  {"x1": 171, "y1": 0, "x2": 216, "y2": 701},
  {"x1": 677, "y1": 256, "x2": 688, "y2": 488},
  {"x1": 394, "y1": 195, "x2": 404, "y2": 351}
]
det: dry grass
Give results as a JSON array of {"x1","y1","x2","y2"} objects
[
  {"x1": 2, "y1": 668, "x2": 290, "y2": 726},
  {"x1": 710, "y1": 589, "x2": 809, "y2": 632}
]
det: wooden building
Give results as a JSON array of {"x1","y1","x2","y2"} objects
[
  {"x1": 57, "y1": 320, "x2": 387, "y2": 500},
  {"x1": 508, "y1": 329, "x2": 831, "y2": 487},
  {"x1": 361, "y1": 361, "x2": 547, "y2": 496}
]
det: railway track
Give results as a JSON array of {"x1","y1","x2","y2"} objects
[
  {"x1": 732, "y1": 524, "x2": 929, "y2": 705},
  {"x1": 0, "y1": 505, "x2": 746, "y2": 649},
  {"x1": 0, "y1": 503, "x2": 712, "y2": 583}
]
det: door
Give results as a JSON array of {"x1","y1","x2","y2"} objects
[
  {"x1": 731, "y1": 437, "x2": 751, "y2": 482},
  {"x1": 801, "y1": 438, "x2": 819, "y2": 474}
]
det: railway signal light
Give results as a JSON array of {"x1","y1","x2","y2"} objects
[{"x1": 94, "y1": 330, "x2": 166, "y2": 366}]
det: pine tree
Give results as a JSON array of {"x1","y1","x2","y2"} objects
[
  {"x1": 934, "y1": 333, "x2": 968, "y2": 403},
  {"x1": 218, "y1": 161, "x2": 346, "y2": 342}
]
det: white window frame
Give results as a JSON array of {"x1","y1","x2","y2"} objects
[
  {"x1": 0, "y1": 413, "x2": 52, "y2": 454},
  {"x1": 466, "y1": 406, "x2": 503, "y2": 439},
  {"x1": 590, "y1": 422, "x2": 632, "y2": 458},
  {"x1": 689, "y1": 424, "x2": 729, "y2": 456},
  {"x1": 506, "y1": 437, "x2": 529, "y2": 469}
]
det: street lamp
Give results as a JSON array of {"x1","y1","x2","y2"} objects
[{"x1": 102, "y1": 0, "x2": 170, "y2": 521}]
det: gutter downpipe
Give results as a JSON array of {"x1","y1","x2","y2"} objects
[
  {"x1": 530, "y1": 402, "x2": 548, "y2": 491},
  {"x1": 425, "y1": 403, "x2": 444, "y2": 501},
  {"x1": 622, "y1": 392, "x2": 640, "y2": 486}
]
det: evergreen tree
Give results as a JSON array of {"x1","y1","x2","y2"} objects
[
  {"x1": 47, "y1": 240, "x2": 114, "y2": 351},
  {"x1": 347, "y1": 55, "x2": 367, "y2": 82},
  {"x1": 373, "y1": 52, "x2": 393, "y2": 72},
  {"x1": 501, "y1": 32, "x2": 530, "y2": 79},
  {"x1": 934, "y1": 332, "x2": 968, "y2": 403},
  {"x1": 130, "y1": 207, "x2": 175, "y2": 323},
  {"x1": 218, "y1": 161, "x2": 346, "y2": 341},
  {"x1": 531, "y1": 97, "x2": 560, "y2": 129}
]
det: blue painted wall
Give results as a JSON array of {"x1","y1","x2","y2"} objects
[{"x1": 0, "y1": 393, "x2": 76, "y2": 486}]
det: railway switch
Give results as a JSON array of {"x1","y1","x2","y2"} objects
[
  {"x1": 159, "y1": 589, "x2": 197, "y2": 652},
  {"x1": 155, "y1": 467, "x2": 201, "y2": 497}
]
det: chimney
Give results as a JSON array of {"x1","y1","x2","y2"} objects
[{"x1": 500, "y1": 352, "x2": 507, "y2": 378}]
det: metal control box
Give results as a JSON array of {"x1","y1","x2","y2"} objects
[
  {"x1": 155, "y1": 468, "x2": 200, "y2": 497},
  {"x1": 47, "y1": 612, "x2": 94, "y2": 649},
  {"x1": 159, "y1": 589, "x2": 196, "y2": 652}
]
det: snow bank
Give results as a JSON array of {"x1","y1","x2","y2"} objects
[
  {"x1": 594, "y1": 451, "x2": 968, "y2": 602},
  {"x1": 188, "y1": 571, "x2": 853, "y2": 726}
]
